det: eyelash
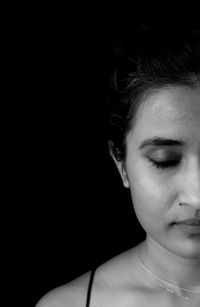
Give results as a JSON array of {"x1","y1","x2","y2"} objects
[{"x1": 149, "y1": 159, "x2": 181, "y2": 170}]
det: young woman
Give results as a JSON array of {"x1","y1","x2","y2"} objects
[{"x1": 36, "y1": 21, "x2": 200, "y2": 306}]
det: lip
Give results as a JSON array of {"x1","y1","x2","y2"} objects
[
  {"x1": 174, "y1": 219, "x2": 200, "y2": 235},
  {"x1": 174, "y1": 224, "x2": 200, "y2": 235},
  {"x1": 175, "y1": 219, "x2": 200, "y2": 226}
]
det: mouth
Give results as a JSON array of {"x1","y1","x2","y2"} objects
[
  {"x1": 173, "y1": 219, "x2": 200, "y2": 235},
  {"x1": 175, "y1": 219, "x2": 200, "y2": 226}
]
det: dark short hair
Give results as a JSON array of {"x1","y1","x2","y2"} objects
[{"x1": 107, "y1": 21, "x2": 200, "y2": 163}]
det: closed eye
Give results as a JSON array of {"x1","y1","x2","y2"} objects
[{"x1": 148, "y1": 158, "x2": 181, "y2": 170}]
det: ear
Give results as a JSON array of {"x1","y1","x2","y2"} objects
[{"x1": 108, "y1": 141, "x2": 130, "y2": 188}]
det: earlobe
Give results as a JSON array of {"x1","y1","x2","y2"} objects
[
  {"x1": 118, "y1": 163, "x2": 130, "y2": 188},
  {"x1": 108, "y1": 142, "x2": 130, "y2": 188},
  {"x1": 121, "y1": 172, "x2": 130, "y2": 188},
  {"x1": 113, "y1": 157, "x2": 129, "y2": 188}
]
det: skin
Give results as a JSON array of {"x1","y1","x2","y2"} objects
[
  {"x1": 37, "y1": 85, "x2": 200, "y2": 306},
  {"x1": 114, "y1": 85, "x2": 200, "y2": 296}
]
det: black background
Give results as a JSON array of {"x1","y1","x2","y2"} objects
[
  {"x1": 20, "y1": 8, "x2": 146, "y2": 306},
  {"x1": 9, "y1": 4, "x2": 199, "y2": 306}
]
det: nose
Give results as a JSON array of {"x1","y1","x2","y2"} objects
[{"x1": 179, "y1": 158, "x2": 200, "y2": 210}]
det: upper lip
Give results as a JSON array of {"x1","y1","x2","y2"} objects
[{"x1": 175, "y1": 219, "x2": 200, "y2": 226}]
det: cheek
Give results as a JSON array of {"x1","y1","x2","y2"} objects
[{"x1": 128, "y1": 165, "x2": 170, "y2": 232}]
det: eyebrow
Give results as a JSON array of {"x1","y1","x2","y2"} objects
[{"x1": 138, "y1": 137, "x2": 185, "y2": 150}]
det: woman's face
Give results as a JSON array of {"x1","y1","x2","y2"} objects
[{"x1": 116, "y1": 85, "x2": 200, "y2": 259}]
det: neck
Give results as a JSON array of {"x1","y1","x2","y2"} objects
[{"x1": 141, "y1": 237, "x2": 200, "y2": 292}]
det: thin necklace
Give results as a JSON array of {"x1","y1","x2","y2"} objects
[{"x1": 138, "y1": 256, "x2": 200, "y2": 302}]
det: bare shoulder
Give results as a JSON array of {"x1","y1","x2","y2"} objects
[
  {"x1": 35, "y1": 271, "x2": 91, "y2": 307},
  {"x1": 95, "y1": 242, "x2": 143, "y2": 285},
  {"x1": 35, "y1": 242, "x2": 144, "y2": 307}
]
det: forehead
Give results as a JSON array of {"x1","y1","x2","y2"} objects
[{"x1": 129, "y1": 86, "x2": 200, "y2": 146}]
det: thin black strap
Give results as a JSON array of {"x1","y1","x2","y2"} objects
[{"x1": 86, "y1": 267, "x2": 97, "y2": 307}]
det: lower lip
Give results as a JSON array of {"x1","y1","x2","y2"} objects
[{"x1": 174, "y1": 223, "x2": 200, "y2": 235}]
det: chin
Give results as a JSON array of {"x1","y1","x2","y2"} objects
[{"x1": 170, "y1": 239, "x2": 200, "y2": 260}]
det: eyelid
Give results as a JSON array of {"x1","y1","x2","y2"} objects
[
  {"x1": 149, "y1": 150, "x2": 181, "y2": 161},
  {"x1": 148, "y1": 157, "x2": 181, "y2": 170}
]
